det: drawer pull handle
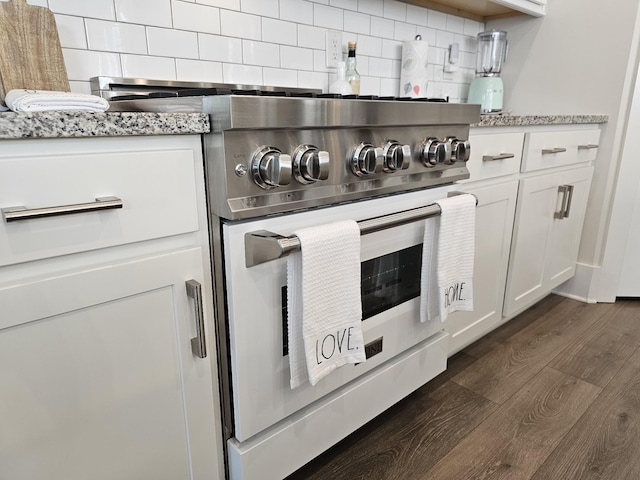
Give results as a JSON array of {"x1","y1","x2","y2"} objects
[
  {"x1": 186, "y1": 279, "x2": 207, "y2": 359},
  {"x1": 482, "y1": 153, "x2": 515, "y2": 161},
  {"x1": 542, "y1": 147, "x2": 567, "y2": 154},
  {"x1": 578, "y1": 144, "x2": 599, "y2": 150},
  {"x1": 2, "y1": 196, "x2": 123, "y2": 223}
]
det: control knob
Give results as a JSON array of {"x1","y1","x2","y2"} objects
[
  {"x1": 382, "y1": 141, "x2": 411, "y2": 172},
  {"x1": 448, "y1": 137, "x2": 471, "y2": 162},
  {"x1": 251, "y1": 146, "x2": 292, "y2": 189},
  {"x1": 420, "y1": 138, "x2": 451, "y2": 167},
  {"x1": 350, "y1": 142, "x2": 383, "y2": 176},
  {"x1": 293, "y1": 145, "x2": 330, "y2": 184}
]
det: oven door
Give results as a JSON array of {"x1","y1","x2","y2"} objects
[{"x1": 222, "y1": 185, "x2": 455, "y2": 442}]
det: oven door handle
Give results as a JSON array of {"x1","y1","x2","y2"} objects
[{"x1": 244, "y1": 191, "x2": 478, "y2": 267}]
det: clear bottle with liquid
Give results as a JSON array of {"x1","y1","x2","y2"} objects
[{"x1": 345, "y1": 41, "x2": 360, "y2": 95}]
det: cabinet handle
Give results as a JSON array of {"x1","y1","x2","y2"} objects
[
  {"x1": 542, "y1": 147, "x2": 567, "y2": 154},
  {"x1": 578, "y1": 144, "x2": 599, "y2": 150},
  {"x1": 2, "y1": 196, "x2": 123, "y2": 223},
  {"x1": 554, "y1": 185, "x2": 570, "y2": 219},
  {"x1": 563, "y1": 184, "x2": 574, "y2": 218},
  {"x1": 482, "y1": 153, "x2": 515, "y2": 161},
  {"x1": 186, "y1": 279, "x2": 207, "y2": 359}
]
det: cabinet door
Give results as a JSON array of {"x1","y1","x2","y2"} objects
[
  {"x1": 445, "y1": 180, "x2": 518, "y2": 355},
  {"x1": 504, "y1": 172, "x2": 562, "y2": 316},
  {"x1": 0, "y1": 249, "x2": 222, "y2": 480},
  {"x1": 503, "y1": 166, "x2": 594, "y2": 317},
  {"x1": 545, "y1": 166, "x2": 594, "y2": 287}
]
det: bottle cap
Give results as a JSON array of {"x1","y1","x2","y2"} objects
[{"x1": 348, "y1": 41, "x2": 357, "y2": 49}]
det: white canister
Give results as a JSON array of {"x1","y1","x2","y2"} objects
[{"x1": 399, "y1": 36, "x2": 429, "y2": 98}]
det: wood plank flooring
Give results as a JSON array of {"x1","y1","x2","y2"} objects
[{"x1": 286, "y1": 295, "x2": 640, "y2": 480}]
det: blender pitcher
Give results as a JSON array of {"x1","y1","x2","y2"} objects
[{"x1": 467, "y1": 30, "x2": 508, "y2": 113}]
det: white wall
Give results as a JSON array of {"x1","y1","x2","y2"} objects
[
  {"x1": 488, "y1": 0, "x2": 640, "y2": 301},
  {"x1": 32, "y1": 0, "x2": 482, "y2": 102}
]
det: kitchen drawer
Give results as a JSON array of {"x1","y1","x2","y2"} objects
[
  {"x1": 0, "y1": 148, "x2": 199, "y2": 267},
  {"x1": 462, "y1": 131, "x2": 524, "y2": 182},
  {"x1": 521, "y1": 128, "x2": 601, "y2": 172}
]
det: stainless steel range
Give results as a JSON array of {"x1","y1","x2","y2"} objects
[{"x1": 98, "y1": 77, "x2": 481, "y2": 480}]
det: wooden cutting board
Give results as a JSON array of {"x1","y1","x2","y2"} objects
[{"x1": 0, "y1": 0, "x2": 69, "y2": 101}]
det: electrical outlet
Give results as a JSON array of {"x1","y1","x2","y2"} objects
[{"x1": 325, "y1": 30, "x2": 341, "y2": 68}]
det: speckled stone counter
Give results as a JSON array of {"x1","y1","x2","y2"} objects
[
  {"x1": 0, "y1": 111, "x2": 210, "y2": 139},
  {"x1": 473, "y1": 114, "x2": 608, "y2": 128}
]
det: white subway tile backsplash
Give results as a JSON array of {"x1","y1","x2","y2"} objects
[
  {"x1": 313, "y1": 4, "x2": 343, "y2": 30},
  {"x1": 199, "y1": 34, "x2": 243, "y2": 62},
  {"x1": 121, "y1": 54, "x2": 177, "y2": 79},
  {"x1": 241, "y1": 0, "x2": 279, "y2": 17},
  {"x1": 358, "y1": 0, "x2": 382, "y2": 17},
  {"x1": 355, "y1": 35, "x2": 382, "y2": 58},
  {"x1": 220, "y1": 10, "x2": 261, "y2": 40},
  {"x1": 263, "y1": 18, "x2": 297, "y2": 46},
  {"x1": 172, "y1": 1, "x2": 221, "y2": 35},
  {"x1": 380, "y1": 76, "x2": 398, "y2": 96},
  {"x1": 343, "y1": 10, "x2": 370, "y2": 35},
  {"x1": 115, "y1": 0, "x2": 172, "y2": 28},
  {"x1": 446, "y1": 14, "x2": 465, "y2": 34},
  {"x1": 86, "y1": 19, "x2": 147, "y2": 54},
  {"x1": 297, "y1": 70, "x2": 327, "y2": 91},
  {"x1": 69, "y1": 80, "x2": 91, "y2": 94},
  {"x1": 298, "y1": 24, "x2": 327, "y2": 50},
  {"x1": 62, "y1": 49, "x2": 121, "y2": 81},
  {"x1": 368, "y1": 57, "x2": 392, "y2": 77},
  {"x1": 263, "y1": 67, "x2": 298, "y2": 87},
  {"x1": 176, "y1": 58, "x2": 224, "y2": 82},
  {"x1": 435, "y1": 30, "x2": 454, "y2": 49},
  {"x1": 359, "y1": 75, "x2": 379, "y2": 95},
  {"x1": 197, "y1": 0, "x2": 240, "y2": 9},
  {"x1": 280, "y1": 0, "x2": 313, "y2": 24},
  {"x1": 406, "y1": 5, "x2": 428, "y2": 26},
  {"x1": 49, "y1": 0, "x2": 115, "y2": 20},
  {"x1": 393, "y1": 21, "x2": 417, "y2": 42},
  {"x1": 281, "y1": 45, "x2": 313, "y2": 70},
  {"x1": 382, "y1": 0, "x2": 405, "y2": 22},
  {"x1": 371, "y1": 16, "x2": 393, "y2": 38},
  {"x1": 415, "y1": 26, "x2": 436, "y2": 46},
  {"x1": 243, "y1": 41, "x2": 280, "y2": 67},
  {"x1": 330, "y1": 0, "x2": 357, "y2": 11},
  {"x1": 223, "y1": 63, "x2": 263, "y2": 84},
  {"x1": 54, "y1": 14, "x2": 87, "y2": 49},
  {"x1": 381, "y1": 38, "x2": 401, "y2": 60},
  {"x1": 147, "y1": 27, "x2": 199, "y2": 58},
  {"x1": 464, "y1": 19, "x2": 484, "y2": 37},
  {"x1": 54, "y1": 0, "x2": 475, "y2": 99}
]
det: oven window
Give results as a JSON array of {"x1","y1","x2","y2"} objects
[
  {"x1": 361, "y1": 244, "x2": 422, "y2": 320},
  {"x1": 281, "y1": 244, "x2": 422, "y2": 355}
]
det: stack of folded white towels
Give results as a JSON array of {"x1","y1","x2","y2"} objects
[{"x1": 2, "y1": 89, "x2": 110, "y2": 113}]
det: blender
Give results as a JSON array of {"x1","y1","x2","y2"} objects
[{"x1": 467, "y1": 30, "x2": 508, "y2": 114}]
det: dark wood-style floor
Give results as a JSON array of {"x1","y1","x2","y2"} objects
[{"x1": 286, "y1": 294, "x2": 640, "y2": 480}]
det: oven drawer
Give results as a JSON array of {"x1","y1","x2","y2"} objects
[
  {"x1": 463, "y1": 131, "x2": 524, "y2": 182},
  {"x1": 0, "y1": 147, "x2": 199, "y2": 267}
]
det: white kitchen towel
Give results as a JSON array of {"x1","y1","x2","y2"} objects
[
  {"x1": 4, "y1": 89, "x2": 110, "y2": 113},
  {"x1": 287, "y1": 219, "x2": 366, "y2": 389},
  {"x1": 420, "y1": 194, "x2": 476, "y2": 323}
]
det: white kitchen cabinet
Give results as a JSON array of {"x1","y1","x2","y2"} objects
[
  {"x1": 503, "y1": 165, "x2": 594, "y2": 317},
  {"x1": 0, "y1": 135, "x2": 224, "y2": 480},
  {"x1": 445, "y1": 179, "x2": 518, "y2": 354}
]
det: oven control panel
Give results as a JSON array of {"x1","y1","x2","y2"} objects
[{"x1": 209, "y1": 125, "x2": 473, "y2": 219}]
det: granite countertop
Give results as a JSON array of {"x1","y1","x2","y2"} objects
[
  {"x1": 0, "y1": 111, "x2": 210, "y2": 139},
  {"x1": 473, "y1": 114, "x2": 609, "y2": 127}
]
